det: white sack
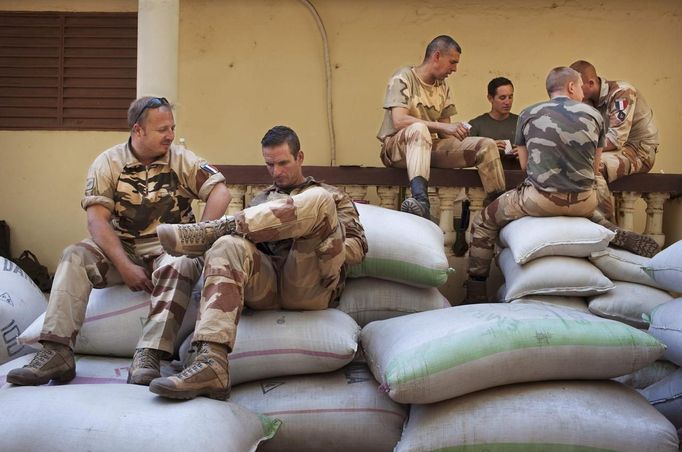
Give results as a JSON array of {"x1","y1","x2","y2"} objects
[
  {"x1": 395, "y1": 381, "x2": 678, "y2": 452},
  {"x1": 337, "y1": 277, "x2": 449, "y2": 327},
  {"x1": 509, "y1": 295, "x2": 590, "y2": 312},
  {"x1": 18, "y1": 283, "x2": 199, "y2": 357},
  {"x1": 347, "y1": 203, "x2": 452, "y2": 288},
  {"x1": 0, "y1": 257, "x2": 47, "y2": 365},
  {"x1": 648, "y1": 298, "x2": 682, "y2": 366},
  {"x1": 644, "y1": 240, "x2": 682, "y2": 292},
  {"x1": 641, "y1": 369, "x2": 682, "y2": 429},
  {"x1": 498, "y1": 248, "x2": 614, "y2": 301},
  {"x1": 589, "y1": 247, "x2": 662, "y2": 288},
  {"x1": 0, "y1": 384, "x2": 280, "y2": 452},
  {"x1": 231, "y1": 363, "x2": 406, "y2": 452},
  {"x1": 361, "y1": 303, "x2": 664, "y2": 404},
  {"x1": 500, "y1": 216, "x2": 614, "y2": 264},
  {"x1": 614, "y1": 360, "x2": 679, "y2": 389},
  {"x1": 180, "y1": 309, "x2": 359, "y2": 385},
  {"x1": 588, "y1": 280, "x2": 673, "y2": 328}
]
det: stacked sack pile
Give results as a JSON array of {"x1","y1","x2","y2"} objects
[
  {"x1": 361, "y1": 215, "x2": 680, "y2": 450},
  {"x1": 0, "y1": 203, "x2": 456, "y2": 451}
]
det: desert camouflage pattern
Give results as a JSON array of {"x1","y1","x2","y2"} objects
[
  {"x1": 468, "y1": 182, "x2": 599, "y2": 278},
  {"x1": 596, "y1": 80, "x2": 658, "y2": 182},
  {"x1": 192, "y1": 184, "x2": 367, "y2": 350},
  {"x1": 516, "y1": 97, "x2": 605, "y2": 193},
  {"x1": 377, "y1": 66, "x2": 457, "y2": 141},
  {"x1": 82, "y1": 141, "x2": 225, "y2": 241},
  {"x1": 40, "y1": 238, "x2": 202, "y2": 355},
  {"x1": 381, "y1": 122, "x2": 505, "y2": 194}
]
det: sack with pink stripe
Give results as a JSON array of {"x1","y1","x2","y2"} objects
[
  {"x1": 17, "y1": 284, "x2": 199, "y2": 358},
  {"x1": 179, "y1": 309, "x2": 360, "y2": 385},
  {"x1": 230, "y1": 363, "x2": 406, "y2": 452}
]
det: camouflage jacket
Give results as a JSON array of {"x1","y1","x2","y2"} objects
[
  {"x1": 377, "y1": 66, "x2": 457, "y2": 141},
  {"x1": 82, "y1": 140, "x2": 225, "y2": 242},
  {"x1": 249, "y1": 176, "x2": 368, "y2": 266},
  {"x1": 516, "y1": 96, "x2": 605, "y2": 193},
  {"x1": 596, "y1": 79, "x2": 659, "y2": 150}
]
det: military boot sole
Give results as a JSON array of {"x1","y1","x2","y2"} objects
[
  {"x1": 149, "y1": 379, "x2": 230, "y2": 401},
  {"x1": 127, "y1": 369, "x2": 161, "y2": 386},
  {"x1": 612, "y1": 230, "x2": 660, "y2": 258},
  {"x1": 400, "y1": 197, "x2": 430, "y2": 219},
  {"x1": 6, "y1": 367, "x2": 76, "y2": 386}
]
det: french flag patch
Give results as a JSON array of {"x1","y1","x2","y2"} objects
[
  {"x1": 615, "y1": 99, "x2": 628, "y2": 112},
  {"x1": 200, "y1": 163, "x2": 219, "y2": 175}
]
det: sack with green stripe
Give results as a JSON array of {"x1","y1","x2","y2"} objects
[
  {"x1": 395, "y1": 381, "x2": 679, "y2": 452},
  {"x1": 348, "y1": 203, "x2": 453, "y2": 288},
  {"x1": 360, "y1": 303, "x2": 666, "y2": 404}
]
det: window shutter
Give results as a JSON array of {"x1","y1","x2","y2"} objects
[{"x1": 0, "y1": 12, "x2": 137, "y2": 131}]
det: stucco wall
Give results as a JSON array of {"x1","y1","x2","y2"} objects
[{"x1": 1, "y1": 0, "x2": 680, "y2": 269}]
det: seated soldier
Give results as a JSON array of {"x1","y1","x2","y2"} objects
[
  {"x1": 377, "y1": 35, "x2": 505, "y2": 218},
  {"x1": 469, "y1": 77, "x2": 519, "y2": 158},
  {"x1": 465, "y1": 67, "x2": 659, "y2": 303},
  {"x1": 148, "y1": 126, "x2": 368, "y2": 400}
]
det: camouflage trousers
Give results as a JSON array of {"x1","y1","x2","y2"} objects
[
  {"x1": 192, "y1": 186, "x2": 346, "y2": 350},
  {"x1": 40, "y1": 238, "x2": 202, "y2": 355},
  {"x1": 468, "y1": 182, "x2": 598, "y2": 279},
  {"x1": 601, "y1": 142, "x2": 657, "y2": 183},
  {"x1": 380, "y1": 123, "x2": 506, "y2": 194}
]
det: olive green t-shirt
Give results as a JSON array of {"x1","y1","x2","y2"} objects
[{"x1": 468, "y1": 112, "x2": 519, "y2": 142}]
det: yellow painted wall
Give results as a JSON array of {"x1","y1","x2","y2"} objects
[{"x1": 1, "y1": 0, "x2": 681, "y2": 270}]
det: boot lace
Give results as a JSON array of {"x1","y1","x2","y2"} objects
[
  {"x1": 178, "y1": 223, "x2": 214, "y2": 245},
  {"x1": 133, "y1": 349, "x2": 160, "y2": 370},
  {"x1": 26, "y1": 348, "x2": 56, "y2": 369}
]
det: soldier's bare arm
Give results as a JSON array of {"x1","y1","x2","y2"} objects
[
  {"x1": 391, "y1": 107, "x2": 468, "y2": 140},
  {"x1": 86, "y1": 205, "x2": 153, "y2": 293},
  {"x1": 200, "y1": 183, "x2": 232, "y2": 221},
  {"x1": 517, "y1": 145, "x2": 528, "y2": 172}
]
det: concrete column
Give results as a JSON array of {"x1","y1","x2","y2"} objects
[{"x1": 137, "y1": 0, "x2": 179, "y2": 101}]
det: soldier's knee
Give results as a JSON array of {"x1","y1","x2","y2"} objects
[
  {"x1": 61, "y1": 241, "x2": 98, "y2": 262},
  {"x1": 298, "y1": 186, "x2": 336, "y2": 214},
  {"x1": 206, "y1": 235, "x2": 251, "y2": 260},
  {"x1": 405, "y1": 123, "x2": 432, "y2": 144},
  {"x1": 477, "y1": 138, "x2": 501, "y2": 163}
]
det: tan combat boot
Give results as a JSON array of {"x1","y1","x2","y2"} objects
[
  {"x1": 156, "y1": 216, "x2": 237, "y2": 257},
  {"x1": 611, "y1": 229, "x2": 660, "y2": 258},
  {"x1": 148, "y1": 341, "x2": 230, "y2": 400},
  {"x1": 127, "y1": 348, "x2": 162, "y2": 386},
  {"x1": 463, "y1": 279, "x2": 488, "y2": 304},
  {"x1": 6, "y1": 341, "x2": 75, "y2": 386}
]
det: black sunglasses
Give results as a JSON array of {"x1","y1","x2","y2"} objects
[{"x1": 133, "y1": 97, "x2": 169, "y2": 126}]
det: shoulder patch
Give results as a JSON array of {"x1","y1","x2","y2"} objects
[
  {"x1": 84, "y1": 177, "x2": 95, "y2": 196},
  {"x1": 200, "y1": 163, "x2": 219, "y2": 176}
]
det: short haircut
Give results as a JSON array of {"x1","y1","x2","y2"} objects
[
  {"x1": 261, "y1": 125, "x2": 301, "y2": 156},
  {"x1": 570, "y1": 60, "x2": 597, "y2": 80},
  {"x1": 545, "y1": 67, "x2": 581, "y2": 96},
  {"x1": 127, "y1": 96, "x2": 171, "y2": 128},
  {"x1": 487, "y1": 77, "x2": 514, "y2": 97},
  {"x1": 424, "y1": 35, "x2": 462, "y2": 60}
]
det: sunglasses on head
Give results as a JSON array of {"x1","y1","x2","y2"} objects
[{"x1": 133, "y1": 97, "x2": 169, "y2": 126}]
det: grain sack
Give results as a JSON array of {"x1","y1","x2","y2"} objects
[
  {"x1": 347, "y1": 203, "x2": 452, "y2": 288},
  {"x1": 641, "y1": 369, "x2": 682, "y2": 429},
  {"x1": 614, "y1": 360, "x2": 679, "y2": 389},
  {"x1": 588, "y1": 281, "x2": 673, "y2": 328},
  {"x1": 337, "y1": 278, "x2": 449, "y2": 327},
  {"x1": 18, "y1": 283, "x2": 199, "y2": 357},
  {"x1": 499, "y1": 216, "x2": 614, "y2": 264},
  {"x1": 0, "y1": 257, "x2": 48, "y2": 365},
  {"x1": 509, "y1": 295, "x2": 590, "y2": 313},
  {"x1": 231, "y1": 363, "x2": 406, "y2": 452},
  {"x1": 644, "y1": 240, "x2": 682, "y2": 292},
  {"x1": 0, "y1": 384, "x2": 280, "y2": 452},
  {"x1": 361, "y1": 303, "x2": 664, "y2": 404},
  {"x1": 498, "y1": 248, "x2": 614, "y2": 301},
  {"x1": 180, "y1": 309, "x2": 359, "y2": 385},
  {"x1": 590, "y1": 247, "x2": 662, "y2": 288},
  {"x1": 648, "y1": 298, "x2": 682, "y2": 366},
  {"x1": 395, "y1": 381, "x2": 679, "y2": 452}
]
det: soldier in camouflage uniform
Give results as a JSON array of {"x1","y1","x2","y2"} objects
[
  {"x1": 7, "y1": 97, "x2": 231, "y2": 386},
  {"x1": 148, "y1": 126, "x2": 367, "y2": 400},
  {"x1": 465, "y1": 68, "x2": 659, "y2": 303},
  {"x1": 378, "y1": 35, "x2": 505, "y2": 218},
  {"x1": 570, "y1": 60, "x2": 659, "y2": 221}
]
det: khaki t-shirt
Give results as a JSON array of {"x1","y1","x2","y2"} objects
[{"x1": 377, "y1": 66, "x2": 457, "y2": 141}]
